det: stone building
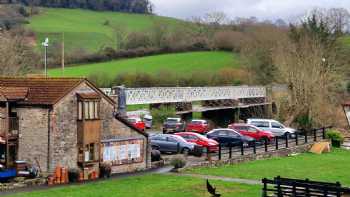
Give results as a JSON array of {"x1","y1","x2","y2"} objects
[{"x1": 0, "y1": 77, "x2": 150, "y2": 176}]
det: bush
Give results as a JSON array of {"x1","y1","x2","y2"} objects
[
  {"x1": 170, "y1": 156, "x2": 186, "y2": 169},
  {"x1": 326, "y1": 129, "x2": 344, "y2": 147},
  {"x1": 68, "y1": 168, "x2": 81, "y2": 183},
  {"x1": 151, "y1": 106, "x2": 176, "y2": 126}
]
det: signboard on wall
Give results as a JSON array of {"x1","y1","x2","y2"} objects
[{"x1": 102, "y1": 139, "x2": 144, "y2": 166}]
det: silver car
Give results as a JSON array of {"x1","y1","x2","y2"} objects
[{"x1": 247, "y1": 119, "x2": 297, "y2": 138}]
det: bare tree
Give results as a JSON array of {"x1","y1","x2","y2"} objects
[
  {"x1": 273, "y1": 25, "x2": 345, "y2": 127},
  {"x1": 0, "y1": 30, "x2": 39, "y2": 75}
]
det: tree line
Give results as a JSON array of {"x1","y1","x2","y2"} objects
[{"x1": 2, "y1": 0, "x2": 153, "y2": 14}]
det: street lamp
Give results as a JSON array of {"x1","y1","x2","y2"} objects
[{"x1": 42, "y1": 38, "x2": 49, "y2": 77}]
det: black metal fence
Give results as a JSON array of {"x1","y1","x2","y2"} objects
[
  {"x1": 206, "y1": 127, "x2": 332, "y2": 161},
  {"x1": 262, "y1": 176, "x2": 350, "y2": 197}
]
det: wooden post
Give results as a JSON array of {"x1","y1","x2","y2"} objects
[
  {"x1": 218, "y1": 143, "x2": 221, "y2": 160},
  {"x1": 5, "y1": 102, "x2": 9, "y2": 168},
  {"x1": 253, "y1": 141, "x2": 256, "y2": 154},
  {"x1": 285, "y1": 134, "x2": 288, "y2": 148},
  {"x1": 240, "y1": 142, "x2": 244, "y2": 155},
  {"x1": 264, "y1": 138, "x2": 268, "y2": 152},
  {"x1": 275, "y1": 137, "x2": 279, "y2": 150},
  {"x1": 295, "y1": 132, "x2": 299, "y2": 145},
  {"x1": 229, "y1": 146, "x2": 232, "y2": 159},
  {"x1": 314, "y1": 129, "x2": 317, "y2": 142},
  {"x1": 322, "y1": 127, "x2": 326, "y2": 139}
]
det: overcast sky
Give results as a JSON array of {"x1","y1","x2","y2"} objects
[{"x1": 150, "y1": 0, "x2": 350, "y2": 22}]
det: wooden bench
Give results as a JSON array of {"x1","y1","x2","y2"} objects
[{"x1": 262, "y1": 176, "x2": 350, "y2": 197}]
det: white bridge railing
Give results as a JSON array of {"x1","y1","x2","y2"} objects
[{"x1": 106, "y1": 86, "x2": 266, "y2": 105}]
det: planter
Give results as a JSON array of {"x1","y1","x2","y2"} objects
[{"x1": 331, "y1": 139, "x2": 341, "y2": 148}]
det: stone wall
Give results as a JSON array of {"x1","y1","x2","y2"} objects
[
  {"x1": 185, "y1": 143, "x2": 315, "y2": 169},
  {"x1": 17, "y1": 107, "x2": 49, "y2": 172},
  {"x1": 100, "y1": 97, "x2": 150, "y2": 173}
]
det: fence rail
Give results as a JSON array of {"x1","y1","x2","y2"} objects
[
  {"x1": 262, "y1": 176, "x2": 350, "y2": 197},
  {"x1": 206, "y1": 127, "x2": 332, "y2": 161}
]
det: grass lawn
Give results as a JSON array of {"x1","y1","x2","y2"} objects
[
  {"x1": 186, "y1": 149, "x2": 350, "y2": 186},
  {"x1": 48, "y1": 51, "x2": 240, "y2": 78},
  {"x1": 8, "y1": 174, "x2": 260, "y2": 197},
  {"x1": 27, "y1": 8, "x2": 183, "y2": 52}
]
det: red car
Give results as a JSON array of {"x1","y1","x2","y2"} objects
[
  {"x1": 128, "y1": 117, "x2": 146, "y2": 131},
  {"x1": 185, "y1": 119, "x2": 209, "y2": 134},
  {"x1": 175, "y1": 132, "x2": 219, "y2": 152},
  {"x1": 228, "y1": 123, "x2": 274, "y2": 142}
]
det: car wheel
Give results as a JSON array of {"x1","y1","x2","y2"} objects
[{"x1": 182, "y1": 148, "x2": 190, "y2": 155}]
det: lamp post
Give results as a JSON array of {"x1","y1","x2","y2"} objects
[{"x1": 42, "y1": 38, "x2": 49, "y2": 77}]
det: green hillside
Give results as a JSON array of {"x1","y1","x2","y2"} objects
[
  {"x1": 27, "y1": 8, "x2": 184, "y2": 52},
  {"x1": 49, "y1": 51, "x2": 240, "y2": 78}
]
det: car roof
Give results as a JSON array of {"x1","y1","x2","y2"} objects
[
  {"x1": 247, "y1": 118, "x2": 279, "y2": 123},
  {"x1": 208, "y1": 128, "x2": 240, "y2": 134},
  {"x1": 191, "y1": 119, "x2": 206, "y2": 122}
]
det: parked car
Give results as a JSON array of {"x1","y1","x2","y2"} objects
[
  {"x1": 185, "y1": 119, "x2": 209, "y2": 133},
  {"x1": 175, "y1": 132, "x2": 219, "y2": 152},
  {"x1": 247, "y1": 119, "x2": 297, "y2": 138},
  {"x1": 150, "y1": 134, "x2": 198, "y2": 155},
  {"x1": 206, "y1": 129, "x2": 255, "y2": 147},
  {"x1": 163, "y1": 118, "x2": 185, "y2": 133},
  {"x1": 143, "y1": 114, "x2": 153, "y2": 129},
  {"x1": 127, "y1": 117, "x2": 146, "y2": 131},
  {"x1": 228, "y1": 123, "x2": 274, "y2": 143}
]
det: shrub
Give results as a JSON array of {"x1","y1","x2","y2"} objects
[
  {"x1": 68, "y1": 168, "x2": 81, "y2": 183},
  {"x1": 170, "y1": 156, "x2": 186, "y2": 169},
  {"x1": 151, "y1": 106, "x2": 176, "y2": 126},
  {"x1": 326, "y1": 129, "x2": 344, "y2": 147}
]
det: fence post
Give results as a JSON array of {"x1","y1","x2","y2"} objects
[
  {"x1": 305, "y1": 131, "x2": 308, "y2": 144},
  {"x1": 218, "y1": 143, "x2": 222, "y2": 160},
  {"x1": 229, "y1": 146, "x2": 232, "y2": 159},
  {"x1": 336, "y1": 182, "x2": 341, "y2": 197},
  {"x1": 264, "y1": 138, "x2": 268, "y2": 152},
  {"x1": 262, "y1": 178, "x2": 267, "y2": 197},
  {"x1": 314, "y1": 129, "x2": 317, "y2": 142},
  {"x1": 207, "y1": 147, "x2": 212, "y2": 163},
  {"x1": 285, "y1": 134, "x2": 289, "y2": 148},
  {"x1": 322, "y1": 127, "x2": 326, "y2": 139},
  {"x1": 177, "y1": 143, "x2": 180, "y2": 153},
  {"x1": 275, "y1": 137, "x2": 279, "y2": 150},
  {"x1": 295, "y1": 132, "x2": 298, "y2": 146},
  {"x1": 276, "y1": 177, "x2": 282, "y2": 197},
  {"x1": 253, "y1": 140, "x2": 256, "y2": 154},
  {"x1": 240, "y1": 142, "x2": 244, "y2": 155}
]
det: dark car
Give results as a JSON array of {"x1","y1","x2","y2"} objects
[
  {"x1": 206, "y1": 129, "x2": 255, "y2": 147},
  {"x1": 162, "y1": 118, "x2": 185, "y2": 133},
  {"x1": 150, "y1": 134, "x2": 197, "y2": 155}
]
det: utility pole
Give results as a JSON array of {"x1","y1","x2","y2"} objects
[{"x1": 42, "y1": 38, "x2": 49, "y2": 77}]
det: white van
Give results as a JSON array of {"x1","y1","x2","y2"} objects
[{"x1": 247, "y1": 119, "x2": 297, "y2": 138}]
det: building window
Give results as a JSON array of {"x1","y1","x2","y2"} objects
[
  {"x1": 78, "y1": 101, "x2": 100, "y2": 120},
  {"x1": 85, "y1": 143, "x2": 97, "y2": 162}
]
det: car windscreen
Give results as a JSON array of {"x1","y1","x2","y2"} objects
[
  {"x1": 171, "y1": 135, "x2": 187, "y2": 143},
  {"x1": 166, "y1": 119, "x2": 179, "y2": 123},
  {"x1": 191, "y1": 121, "x2": 204, "y2": 124}
]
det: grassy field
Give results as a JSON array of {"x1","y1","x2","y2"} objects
[
  {"x1": 9, "y1": 174, "x2": 260, "y2": 197},
  {"x1": 27, "y1": 8, "x2": 183, "y2": 52},
  {"x1": 187, "y1": 149, "x2": 350, "y2": 186},
  {"x1": 49, "y1": 51, "x2": 241, "y2": 78}
]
